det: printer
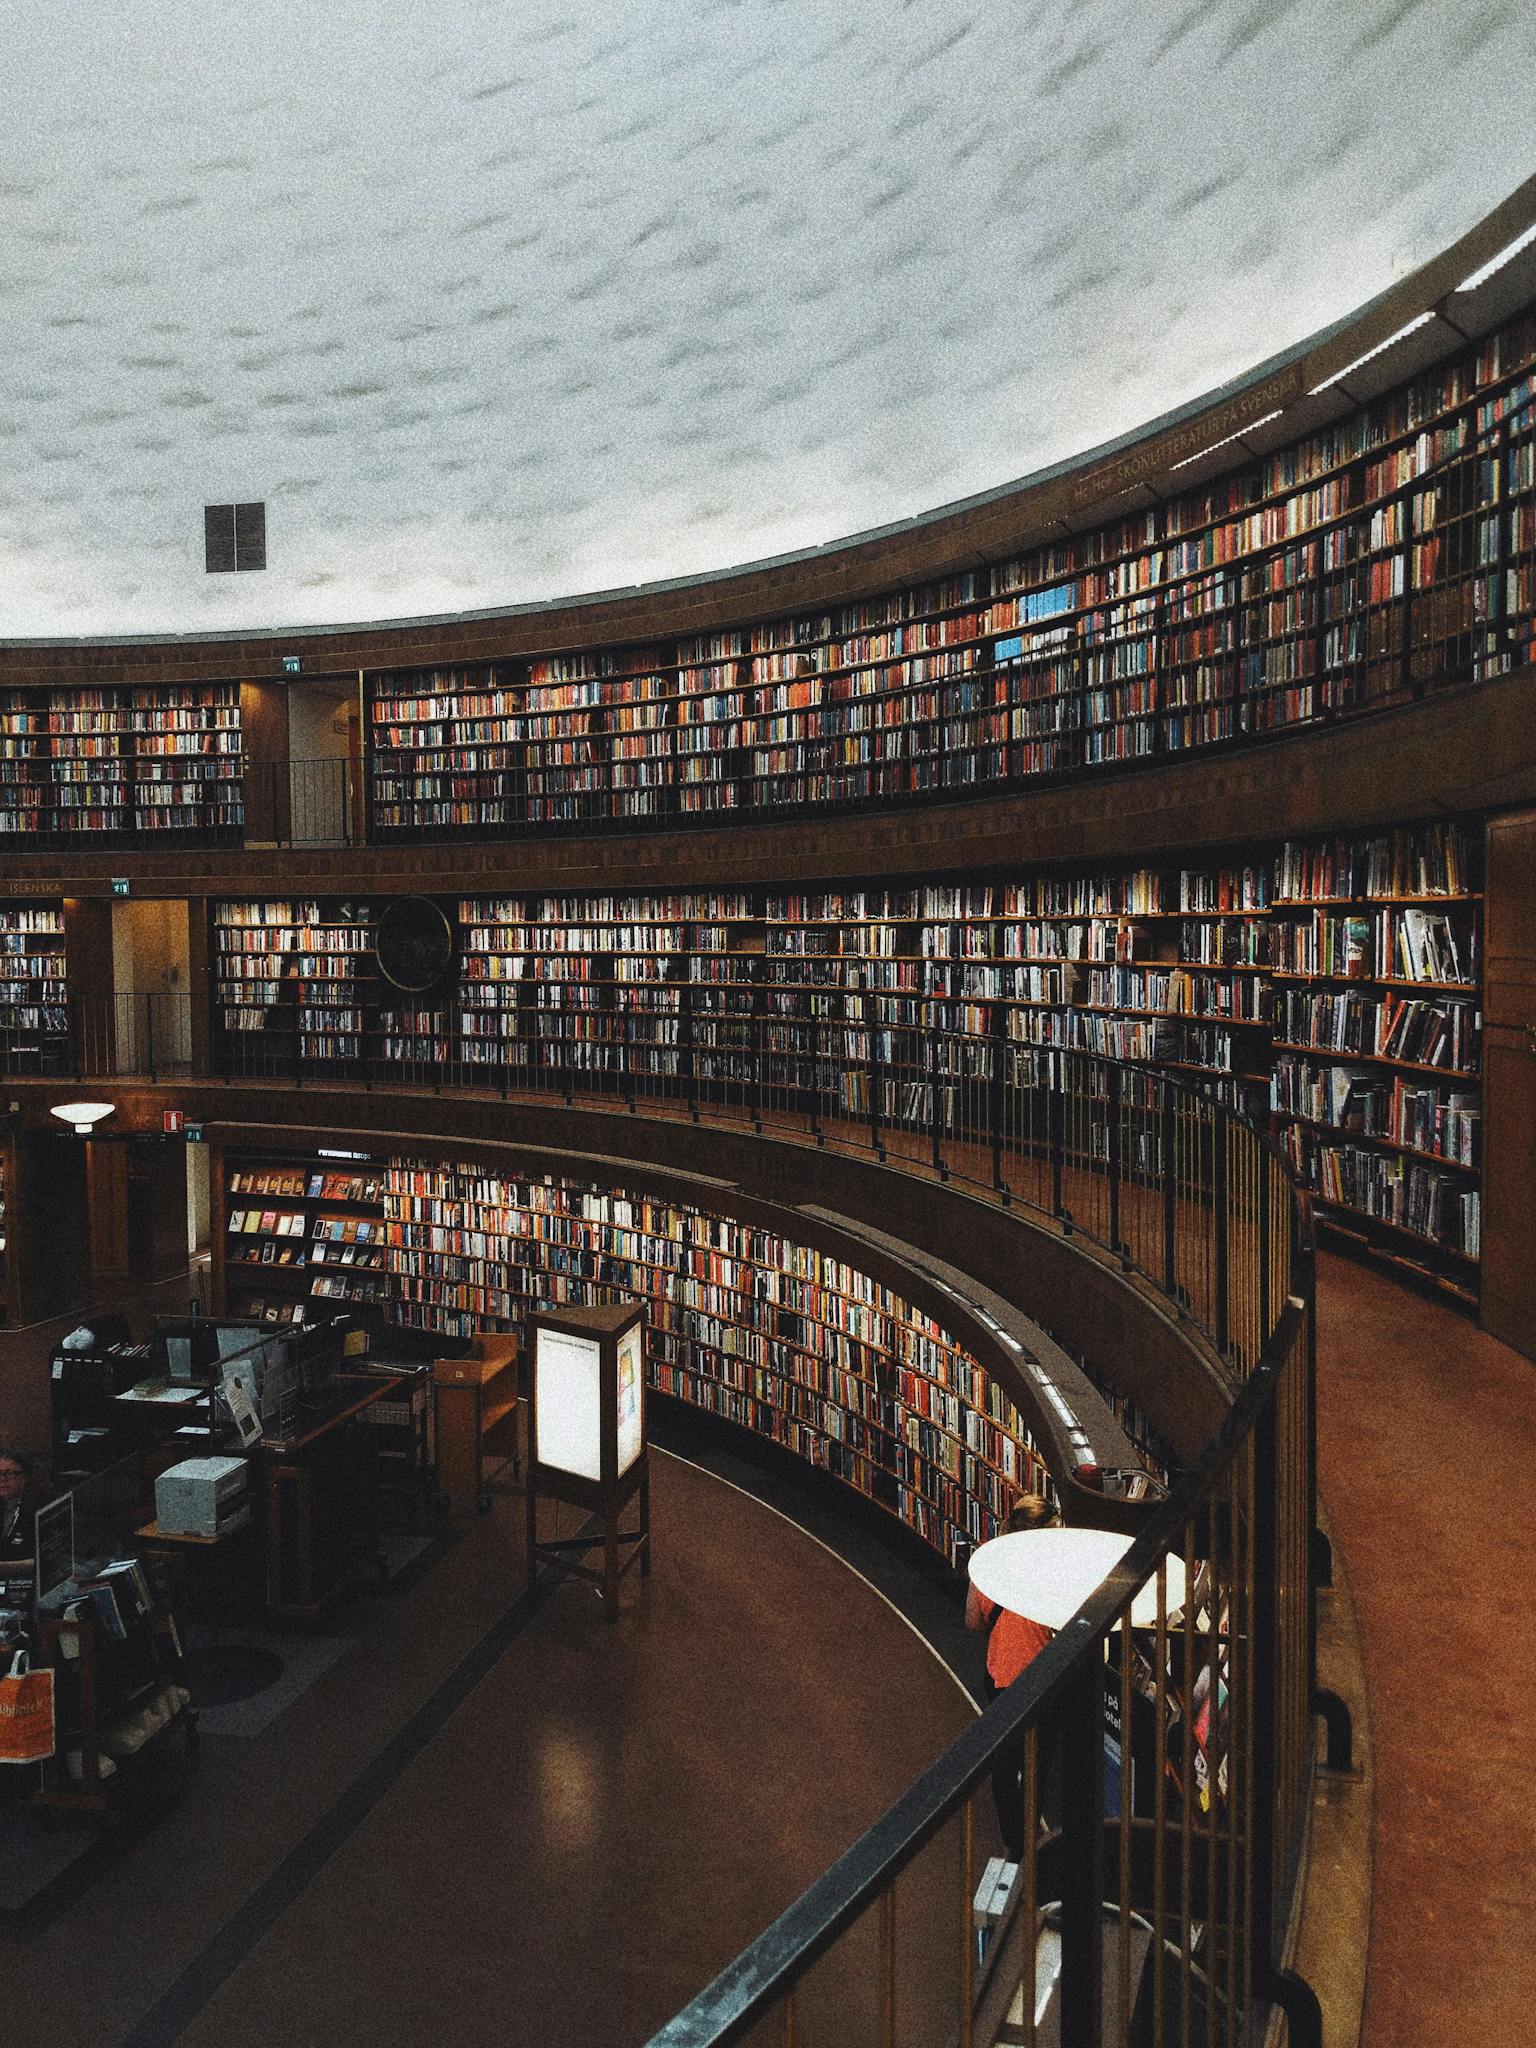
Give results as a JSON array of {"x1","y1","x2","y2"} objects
[{"x1": 154, "y1": 1456, "x2": 251, "y2": 1539}]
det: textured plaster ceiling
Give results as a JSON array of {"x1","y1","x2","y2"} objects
[{"x1": 4, "y1": 0, "x2": 1536, "y2": 641}]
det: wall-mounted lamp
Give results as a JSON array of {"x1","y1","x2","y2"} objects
[{"x1": 50, "y1": 1101, "x2": 115, "y2": 1137}]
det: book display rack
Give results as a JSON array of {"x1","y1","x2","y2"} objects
[
  {"x1": 37, "y1": 1563, "x2": 195, "y2": 1812},
  {"x1": 360, "y1": 303, "x2": 1536, "y2": 845},
  {"x1": 0, "y1": 684, "x2": 242, "y2": 846},
  {"x1": 0, "y1": 902, "x2": 68, "y2": 1072},
  {"x1": 223, "y1": 1158, "x2": 388, "y2": 1323}
]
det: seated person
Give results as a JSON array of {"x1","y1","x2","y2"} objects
[
  {"x1": 0, "y1": 1448, "x2": 38, "y2": 1561},
  {"x1": 966, "y1": 1492, "x2": 1063, "y2": 1859}
]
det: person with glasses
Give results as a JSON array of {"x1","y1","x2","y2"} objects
[{"x1": 0, "y1": 1449, "x2": 37, "y2": 1561}]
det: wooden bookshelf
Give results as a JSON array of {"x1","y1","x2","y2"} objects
[
  {"x1": 128, "y1": 682, "x2": 243, "y2": 837},
  {"x1": 1267, "y1": 818, "x2": 1482, "y2": 1288},
  {"x1": 211, "y1": 899, "x2": 374, "y2": 1072},
  {"x1": 0, "y1": 902, "x2": 68, "y2": 1073},
  {"x1": 203, "y1": 816, "x2": 1486, "y2": 1299},
  {"x1": 433, "y1": 1340, "x2": 519, "y2": 1513},
  {"x1": 523, "y1": 648, "x2": 675, "y2": 828},
  {"x1": 0, "y1": 684, "x2": 243, "y2": 846},
  {"x1": 382, "y1": 1160, "x2": 1055, "y2": 1563},
  {"x1": 456, "y1": 891, "x2": 758, "y2": 1087},
  {"x1": 210, "y1": 1143, "x2": 1067, "y2": 1562},
  {"x1": 367, "y1": 664, "x2": 525, "y2": 838},
  {"x1": 349, "y1": 306, "x2": 1536, "y2": 843}
]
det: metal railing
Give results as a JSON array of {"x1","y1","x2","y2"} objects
[
  {"x1": 244, "y1": 755, "x2": 355, "y2": 846},
  {"x1": 66, "y1": 992, "x2": 197, "y2": 1083},
  {"x1": 189, "y1": 1004, "x2": 1288, "y2": 1379},
  {"x1": 647, "y1": 1293, "x2": 1315, "y2": 2048},
  {"x1": 33, "y1": 997, "x2": 1320, "y2": 2042},
  {"x1": 43, "y1": 995, "x2": 1296, "y2": 1383}
]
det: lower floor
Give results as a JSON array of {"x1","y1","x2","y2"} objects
[{"x1": 0, "y1": 1250, "x2": 1530, "y2": 2046}]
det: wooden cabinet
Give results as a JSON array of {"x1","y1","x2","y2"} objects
[{"x1": 433, "y1": 1339, "x2": 519, "y2": 1514}]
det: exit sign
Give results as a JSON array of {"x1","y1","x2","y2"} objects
[
  {"x1": 111, "y1": 877, "x2": 131, "y2": 897},
  {"x1": 282, "y1": 654, "x2": 302, "y2": 674},
  {"x1": 185, "y1": 1122, "x2": 205, "y2": 1144}
]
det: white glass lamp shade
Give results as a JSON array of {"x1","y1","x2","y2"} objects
[
  {"x1": 49, "y1": 1101, "x2": 115, "y2": 1136},
  {"x1": 968, "y1": 1526, "x2": 1188, "y2": 1631}
]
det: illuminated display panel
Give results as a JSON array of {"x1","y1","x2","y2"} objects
[{"x1": 533, "y1": 1327, "x2": 604, "y2": 1483}]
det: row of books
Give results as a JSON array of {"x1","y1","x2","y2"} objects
[
  {"x1": 1275, "y1": 1127, "x2": 1482, "y2": 1256},
  {"x1": 228, "y1": 1210, "x2": 307, "y2": 1237},
  {"x1": 1268, "y1": 905, "x2": 1475, "y2": 984},
  {"x1": 269, "y1": 1152, "x2": 1048, "y2": 1560},
  {"x1": 358, "y1": 314, "x2": 1535, "y2": 840},
  {"x1": 1269, "y1": 1057, "x2": 1480, "y2": 1168},
  {"x1": 1272, "y1": 822, "x2": 1471, "y2": 903},
  {"x1": 1272, "y1": 990, "x2": 1480, "y2": 1073}
]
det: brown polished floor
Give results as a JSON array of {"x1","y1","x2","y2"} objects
[
  {"x1": 1313, "y1": 1251, "x2": 1536, "y2": 2047},
  {"x1": 2, "y1": 1250, "x2": 1532, "y2": 2046},
  {"x1": 0, "y1": 1428, "x2": 974, "y2": 2048}
]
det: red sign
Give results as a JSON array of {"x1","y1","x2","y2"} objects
[{"x1": 163, "y1": 1110, "x2": 184, "y2": 1134}]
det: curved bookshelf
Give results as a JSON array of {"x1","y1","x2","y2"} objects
[
  {"x1": 344, "y1": 297, "x2": 1536, "y2": 850},
  {"x1": 214, "y1": 1143, "x2": 1155, "y2": 1566},
  {"x1": 190, "y1": 815, "x2": 1481, "y2": 1300}
]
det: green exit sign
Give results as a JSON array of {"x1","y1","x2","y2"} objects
[
  {"x1": 185, "y1": 1122, "x2": 205, "y2": 1144},
  {"x1": 282, "y1": 654, "x2": 302, "y2": 674},
  {"x1": 111, "y1": 877, "x2": 131, "y2": 897}
]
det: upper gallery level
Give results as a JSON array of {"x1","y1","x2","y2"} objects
[{"x1": 3, "y1": 187, "x2": 1536, "y2": 873}]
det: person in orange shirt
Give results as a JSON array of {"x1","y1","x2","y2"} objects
[{"x1": 966, "y1": 1492, "x2": 1062, "y2": 1859}]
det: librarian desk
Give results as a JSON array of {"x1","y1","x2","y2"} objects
[{"x1": 137, "y1": 1372, "x2": 406, "y2": 1621}]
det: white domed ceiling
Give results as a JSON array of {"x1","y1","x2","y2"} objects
[{"x1": 5, "y1": 0, "x2": 1536, "y2": 640}]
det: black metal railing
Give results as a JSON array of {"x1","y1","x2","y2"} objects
[
  {"x1": 50, "y1": 997, "x2": 1295, "y2": 1382},
  {"x1": 646, "y1": 1298, "x2": 1314, "y2": 2048},
  {"x1": 187, "y1": 1010, "x2": 1285, "y2": 1373},
  {"x1": 244, "y1": 756, "x2": 355, "y2": 846}
]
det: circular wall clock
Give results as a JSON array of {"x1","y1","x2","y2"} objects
[{"x1": 375, "y1": 897, "x2": 456, "y2": 995}]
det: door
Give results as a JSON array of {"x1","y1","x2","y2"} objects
[{"x1": 111, "y1": 898, "x2": 192, "y2": 1076}]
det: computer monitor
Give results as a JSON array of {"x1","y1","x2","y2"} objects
[{"x1": 152, "y1": 1316, "x2": 223, "y2": 1386}]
